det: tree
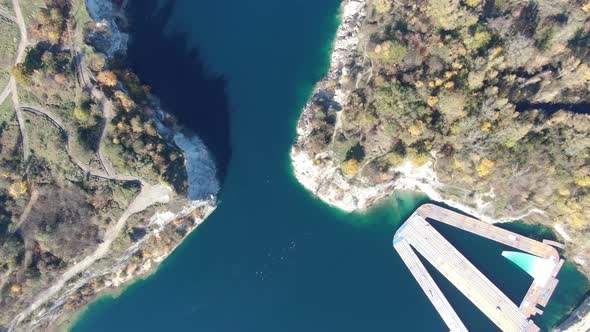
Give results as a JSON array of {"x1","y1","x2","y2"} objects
[
  {"x1": 504, "y1": 35, "x2": 536, "y2": 69},
  {"x1": 464, "y1": 26, "x2": 491, "y2": 51},
  {"x1": 438, "y1": 92, "x2": 465, "y2": 123},
  {"x1": 374, "y1": 0, "x2": 392, "y2": 14},
  {"x1": 574, "y1": 176, "x2": 590, "y2": 187},
  {"x1": 97, "y1": 71, "x2": 118, "y2": 87},
  {"x1": 407, "y1": 148, "x2": 430, "y2": 167},
  {"x1": 11, "y1": 64, "x2": 30, "y2": 85},
  {"x1": 463, "y1": 0, "x2": 480, "y2": 8},
  {"x1": 371, "y1": 40, "x2": 408, "y2": 66},
  {"x1": 341, "y1": 159, "x2": 361, "y2": 176},
  {"x1": 476, "y1": 158, "x2": 495, "y2": 177},
  {"x1": 426, "y1": 0, "x2": 476, "y2": 30},
  {"x1": 88, "y1": 53, "x2": 106, "y2": 72},
  {"x1": 115, "y1": 91, "x2": 136, "y2": 111},
  {"x1": 8, "y1": 181, "x2": 27, "y2": 198},
  {"x1": 130, "y1": 116, "x2": 144, "y2": 133}
]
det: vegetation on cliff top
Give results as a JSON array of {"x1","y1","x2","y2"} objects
[
  {"x1": 0, "y1": 0, "x2": 197, "y2": 327},
  {"x1": 305, "y1": 0, "x2": 590, "y2": 270}
]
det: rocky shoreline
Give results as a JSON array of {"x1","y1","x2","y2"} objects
[
  {"x1": 291, "y1": 0, "x2": 589, "y2": 330},
  {"x1": 8, "y1": 1, "x2": 219, "y2": 330},
  {"x1": 291, "y1": 0, "x2": 513, "y2": 222}
]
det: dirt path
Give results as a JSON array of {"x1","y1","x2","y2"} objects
[
  {"x1": 20, "y1": 105, "x2": 137, "y2": 182},
  {"x1": 13, "y1": 189, "x2": 39, "y2": 282},
  {"x1": 8, "y1": 183, "x2": 172, "y2": 330},
  {"x1": 12, "y1": 0, "x2": 27, "y2": 64},
  {"x1": 11, "y1": 188, "x2": 38, "y2": 233},
  {"x1": 0, "y1": 79, "x2": 12, "y2": 106},
  {"x1": 74, "y1": 51, "x2": 116, "y2": 175},
  {"x1": 5, "y1": 2, "x2": 179, "y2": 329},
  {"x1": 0, "y1": 0, "x2": 26, "y2": 107},
  {"x1": 6, "y1": 1, "x2": 169, "y2": 324},
  {"x1": 7, "y1": 0, "x2": 29, "y2": 162}
]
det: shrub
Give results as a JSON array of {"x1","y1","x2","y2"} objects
[
  {"x1": 371, "y1": 40, "x2": 408, "y2": 66},
  {"x1": 438, "y1": 92, "x2": 465, "y2": 123},
  {"x1": 97, "y1": 71, "x2": 118, "y2": 87},
  {"x1": 464, "y1": 26, "x2": 492, "y2": 51},
  {"x1": 476, "y1": 158, "x2": 495, "y2": 177},
  {"x1": 406, "y1": 148, "x2": 430, "y2": 167},
  {"x1": 88, "y1": 53, "x2": 106, "y2": 72},
  {"x1": 427, "y1": 0, "x2": 477, "y2": 30},
  {"x1": 341, "y1": 159, "x2": 361, "y2": 176},
  {"x1": 504, "y1": 35, "x2": 536, "y2": 69},
  {"x1": 463, "y1": 0, "x2": 480, "y2": 8},
  {"x1": 11, "y1": 65, "x2": 30, "y2": 85},
  {"x1": 374, "y1": 0, "x2": 392, "y2": 14},
  {"x1": 73, "y1": 108, "x2": 89, "y2": 122}
]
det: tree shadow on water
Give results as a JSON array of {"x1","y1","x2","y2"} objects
[{"x1": 125, "y1": 0, "x2": 232, "y2": 184}]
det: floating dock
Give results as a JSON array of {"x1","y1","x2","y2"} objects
[{"x1": 394, "y1": 204, "x2": 564, "y2": 332}]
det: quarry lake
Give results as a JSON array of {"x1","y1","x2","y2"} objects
[{"x1": 72, "y1": 0, "x2": 589, "y2": 331}]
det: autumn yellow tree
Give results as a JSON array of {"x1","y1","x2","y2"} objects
[
  {"x1": 476, "y1": 159, "x2": 495, "y2": 177},
  {"x1": 374, "y1": 0, "x2": 392, "y2": 13},
  {"x1": 341, "y1": 159, "x2": 361, "y2": 176},
  {"x1": 97, "y1": 71, "x2": 118, "y2": 87}
]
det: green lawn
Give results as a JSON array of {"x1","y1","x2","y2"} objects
[
  {"x1": 16, "y1": 0, "x2": 44, "y2": 29},
  {"x1": 23, "y1": 111, "x2": 82, "y2": 181},
  {"x1": 0, "y1": 16, "x2": 18, "y2": 68},
  {"x1": 0, "y1": 92, "x2": 14, "y2": 125},
  {"x1": 72, "y1": 0, "x2": 93, "y2": 46},
  {"x1": 0, "y1": 0, "x2": 14, "y2": 16}
]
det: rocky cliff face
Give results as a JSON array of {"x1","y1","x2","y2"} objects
[{"x1": 291, "y1": 0, "x2": 376, "y2": 211}]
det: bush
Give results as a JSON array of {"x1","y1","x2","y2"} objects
[
  {"x1": 88, "y1": 53, "x2": 106, "y2": 72},
  {"x1": 374, "y1": 0, "x2": 392, "y2": 14},
  {"x1": 462, "y1": 0, "x2": 480, "y2": 8},
  {"x1": 370, "y1": 40, "x2": 408, "y2": 66},
  {"x1": 427, "y1": 0, "x2": 477, "y2": 30},
  {"x1": 464, "y1": 26, "x2": 492, "y2": 51},
  {"x1": 504, "y1": 35, "x2": 536, "y2": 69},
  {"x1": 406, "y1": 148, "x2": 430, "y2": 167},
  {"x1": 341, "y1": 159, "x2": 361, "y2": 176},
  {"x1": 476, "y1": 158, "x2": 495, "y2": 177},
  {"x1": 97, "y1": 71, "x2": 118, "y2": 87},
  {"x1": 438, "y1": 92, "x2": 465, "y2": 123}
]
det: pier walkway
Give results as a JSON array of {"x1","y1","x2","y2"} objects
[
  {"x1": 395, "y1": 236, "x2": 468, "y2": 332},
  {"x1": 394, "y1": 204, "x2": 564, "y2": 332}
]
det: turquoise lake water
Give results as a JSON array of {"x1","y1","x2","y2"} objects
[{"x1": 71, "y1": 0, "x2": 589, "y2": 331}]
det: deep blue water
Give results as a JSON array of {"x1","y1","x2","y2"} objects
[{"x1": 71, "y1": 1, "x2": 588, "y2": 331}]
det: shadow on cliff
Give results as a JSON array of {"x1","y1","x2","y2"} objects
[{"x1": 126, "y1": 0, "x2": 231, "y2": 185}]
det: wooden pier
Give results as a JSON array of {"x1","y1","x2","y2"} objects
[
  {"x1": 394, "y1": 204, "x2": 564, "y2": 332},
  {"x1": 395, "y1": 235, "x2": 468, "y2": 332}
]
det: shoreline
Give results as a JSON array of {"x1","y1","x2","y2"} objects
[
  {"x1": 290, "y1": 0, "x2": 590, "y2": 330},
  {"x1": 57, "y1": 201, "x2": 217, "y2": 332},
  {"x1": 8, "y1": 1, "x2": 220, "y2": 330}
]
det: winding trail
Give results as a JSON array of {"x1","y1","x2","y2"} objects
[
  {"x1": 5, "y1": 1, "x2": 173, "y2": 329},
  {"x1": 74, "y1": 51, "x2": 115, "y2": 175},
  {"x1": 8, "y1": 182, "x2": 172, "y2": 331},
  {"x1": 20, "y1": 104, "x2": 137, "y2": 182},
  {"x1": 0, "y1": 0, "x2": 30, "y2": 162}
]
